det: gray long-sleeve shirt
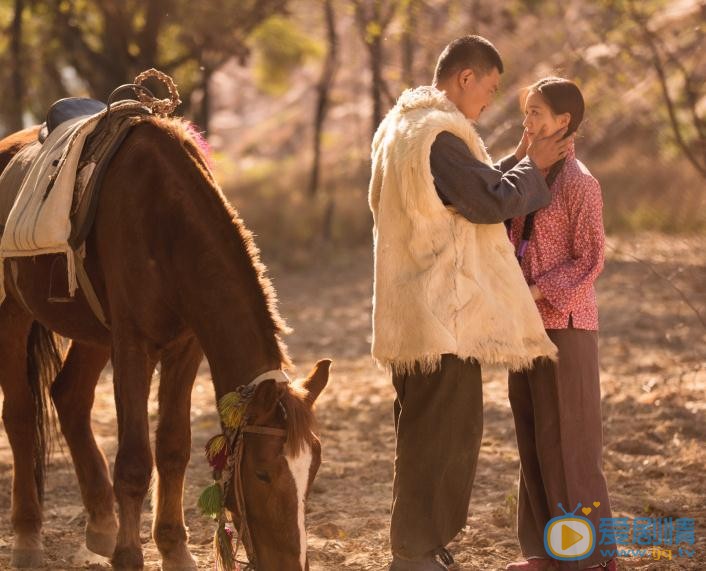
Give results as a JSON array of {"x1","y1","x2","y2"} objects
[{"x1": 430, "y1": 131, "x2": 551, "y2": 224}]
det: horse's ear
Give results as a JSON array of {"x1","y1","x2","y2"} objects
[
  {"x1": 302, "y1": 359, "x2": 331, "y2": 407},
  {"x1": 251, "y1": 379, "x2": 287, "y2": 419}
]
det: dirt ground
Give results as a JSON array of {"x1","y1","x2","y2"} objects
[{"x1": 0, "y1": 234, "x2": 704, "y2": 570}]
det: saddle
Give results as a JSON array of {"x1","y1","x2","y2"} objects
[
  {"x1": 0, "y1": 99, "x2": 149, "y2": 245},
  {"x1": 38, "y1": 97, "x2": 107, "y2": 144},
  {"x1": 0, "y1": 100, "x2": 151, "y2": 328},
  {"x1": 0, "y1": 69, "x2": 181, "y2": 327}
]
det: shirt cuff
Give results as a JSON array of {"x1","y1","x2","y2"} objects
[
  {"x1": 534, "y1": 274, "x2": 569, "y2": 313},
  {"x1": 523, "y1": 156, "x2": 541, "y2": 171},
  {"x1": 496, "y1": 154, "x2": 521, "y2": 173}
]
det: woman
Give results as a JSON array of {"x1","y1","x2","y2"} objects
[{"x1": 506, "y1": 78, "x2": 617, "y2": 571}]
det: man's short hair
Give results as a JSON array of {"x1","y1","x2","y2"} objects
[{"x1": 433, "y1": 35, "x2": 503, "y2": 84}]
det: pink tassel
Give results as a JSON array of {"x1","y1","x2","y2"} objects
[{"x1": 185, "y1": 121, "x2": 214, "y2": 168}]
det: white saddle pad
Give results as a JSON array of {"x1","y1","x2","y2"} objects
[{"x1": 0, "y1": 112, "x2": 103, "y2": 304}]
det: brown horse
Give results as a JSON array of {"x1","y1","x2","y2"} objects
[{"x1": 0, "y1": 120, "x2": 330, "y2": 570}]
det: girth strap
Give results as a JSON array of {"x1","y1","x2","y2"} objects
[{"x1": 73, "y1": 248, "x2": 109, "y2": 329}]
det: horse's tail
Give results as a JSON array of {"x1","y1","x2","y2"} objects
[{"x1": 26, "y1": 322, "x2": 63, "y2": 503}]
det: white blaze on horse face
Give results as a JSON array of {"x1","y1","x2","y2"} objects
[{"x1": 285, "y1": 443, "x2": 312, "y2": 570}]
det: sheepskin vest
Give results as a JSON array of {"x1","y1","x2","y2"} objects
[{"x1": 369, "y1": 86, "x2": 557, "y2": 373}]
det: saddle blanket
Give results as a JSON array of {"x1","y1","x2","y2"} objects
[
  {"x1": 0, "y1": 100, "x2": 151, "y2": 309},
  {"x1": 0, "y1": 112, "x2": 105, "y2": 304}
]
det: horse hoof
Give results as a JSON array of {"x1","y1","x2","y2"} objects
[
  {"x1": 161, "y1": 551, "x2": 198, "y2": 570},
  {"x1": 86, "y1": 528, "x2": 117, "y2": 557},
  {"x1": 11, "y1": 548, "x2": 44, "y2": 568},
  {"x1": 112, "y1": 546, "x2": 144, "y2": 570},
  {"x1": 161, "y1": 564, "x2": 198, "y2": 571},
  {"x1": 71, "y1": 543, "x2": 110, "y2": 566}
]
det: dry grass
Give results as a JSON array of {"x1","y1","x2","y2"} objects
[{"x1": 0, "y1": 234, "x2": 703, "y2": 570}]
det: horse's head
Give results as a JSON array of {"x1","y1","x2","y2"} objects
[{"x1": 229, "y1": 359, "x2": 330, "y2": 570}]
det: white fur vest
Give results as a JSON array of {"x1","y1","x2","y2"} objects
[{"x1": 369, "y1": 86, "x2": 557, "y2": 373}]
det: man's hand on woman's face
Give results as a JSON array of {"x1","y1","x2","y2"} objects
[{"x1": 527, "y1": 125, "x2": 572, "y2": 170}]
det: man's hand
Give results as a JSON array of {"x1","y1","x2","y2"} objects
[
  {"x1": 514, "y1": 128, "x2": 530, "y2": 161},
  {"x1": 527, "y1": 126, "x2": 572, "y2": 170}
]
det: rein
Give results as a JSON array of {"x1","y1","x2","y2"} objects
[{"x1": 199, "y1": 369, "x2": 290, "y2": 571}]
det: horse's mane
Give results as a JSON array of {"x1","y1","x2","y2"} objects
[
  {"x1": 282, "y1": 381, "x2": 317, "y2": 456},
  {"x1": 147, "y1": 116, "x2": 292, "y2": 369}
]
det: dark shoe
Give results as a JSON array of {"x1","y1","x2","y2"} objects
[
  {"x1": 506, "y1": 558, "x2": 558, "y2": 570},
  {"x1": 583, "y1": 560, "x2": 617, "y2": 571},
  {"x1": 390, "y1": 547, "x2": 454, "y2": 570}
]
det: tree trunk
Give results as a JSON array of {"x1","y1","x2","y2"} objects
[
  {"x1": 401, "y1": 0, "x2": 417, "y2": 87},
  {"x1": 368, "y1": 35, "x2": 384, "y2": 141},
  {"x1": 198, "y1": 64, "x2": 213, "y2": 136},
  {"x1": 309, "y1": 0, "x2": 339, "y2": 197},
  {"x1": 353, "y1": 0, "x2": 395, "y2": 141},
  {"x1": 138, "y1": 0, "x2": 172, "y2": 68},
  {"x1": 8, "y1": 0, "x2": 25, "y2": 132}
]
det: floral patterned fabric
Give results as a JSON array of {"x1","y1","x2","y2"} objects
[{"x1": 509, "y1": 143, "x2": 605, "y2": 330}]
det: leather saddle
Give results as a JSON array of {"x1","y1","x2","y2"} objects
[{"x1": 38, "y1": 97, "x2": 107, "y2": 143}]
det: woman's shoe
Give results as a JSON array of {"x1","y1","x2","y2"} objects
[{"x1": 506, "y1": 558, "x2": 558, "y2": 570}]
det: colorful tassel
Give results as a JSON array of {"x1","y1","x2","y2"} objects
[
  {"x1": 202, "y1": 385, "x2": 258, "y2": 569},
  {"x1": 197, "y1": 483, "x2": 223, "y2": 519},
  {"x1": 214, "y1": 519, "x2": 236, "y2": 571},
  {"x1": 218, "y1": 392, "x2": 246, "y2": 429},
  {"x1": 205, "y1": 434, "x2": 229, "y2": 471}
]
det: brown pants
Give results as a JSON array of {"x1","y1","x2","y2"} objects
[
  {"x1": 391, "y1": 354, "x2": 483, "y2": 559},
  {"x1": 508, "y1": 328, "x2": 616, "y2": 569}
]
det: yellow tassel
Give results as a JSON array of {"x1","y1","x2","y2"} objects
[
  {"x1": 205, "y1": 434, "x2": 229, "y2": 470},
  {"x1": 218, "y1": 392, "x2": 245, "y2": 429},
  {"x1": 206, "y1": 434, "x2": 227, "y2": 459}
]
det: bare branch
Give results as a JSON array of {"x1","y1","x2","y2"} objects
[
  {"x1": 659, "y1": 39, "x2": 706, "y2": 144},
  {"x1": 628, "y1": 2, "x2": 706, "y2": 179}
]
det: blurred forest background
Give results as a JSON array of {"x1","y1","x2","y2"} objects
[{"x1": 0, "y1": 0, "x2": 705, "y2": 261}]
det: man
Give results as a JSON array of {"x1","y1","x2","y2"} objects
[{"x1": 368, "y1": 35, "x2": 571, "y2": 571}]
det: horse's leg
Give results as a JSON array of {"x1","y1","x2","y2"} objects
[
  {"x1": 50, "y1": 341, "x2": 118, "y2": 556},
  {"x1": 0, "y1": 298, "x2": 44, "y2": 568},
  {"x1": 110, "y1": 331, "x2": 157, "y2": 570},
  {"x1": 153, "y1": 336, "x2": 202, "y2": 571}
]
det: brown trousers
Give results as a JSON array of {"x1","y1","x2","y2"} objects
[
  {"x1": 508, "y1": 328, "x2": 616, "y2": 568},
  {"x1": 391, "y1": 354, "x2": 483, "y2": 559}
]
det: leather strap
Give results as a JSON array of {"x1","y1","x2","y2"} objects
[
  {"x1": 242, "y1": 425, "x2": 287, "y2": 437},
  {"x1": 229, "y1": 370, "x2": 290, "y2": 568},
  {"x1": 249, "y1": 369, "x2": 290, "y2": 387},
  {"x1": 73, "y1": 249, "x2": 109, "y2": 329}
]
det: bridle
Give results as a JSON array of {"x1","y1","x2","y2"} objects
[
  {"x1": 232, "y1": 423, "x2": 288, "y2": 570},
  {"x1": 203, "y1": 369, "x2": 291, "y2": 571},
  {"x1": 231, "y1": 371, "x2": 290, "y2": 570}
]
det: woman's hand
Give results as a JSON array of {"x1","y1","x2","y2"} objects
[
  {"x1": 530, "y1": 284, "x2": 543, "y2": 301},
  {"x1": 514, "y1": 128, "x2": 531, "y2": 161}
]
